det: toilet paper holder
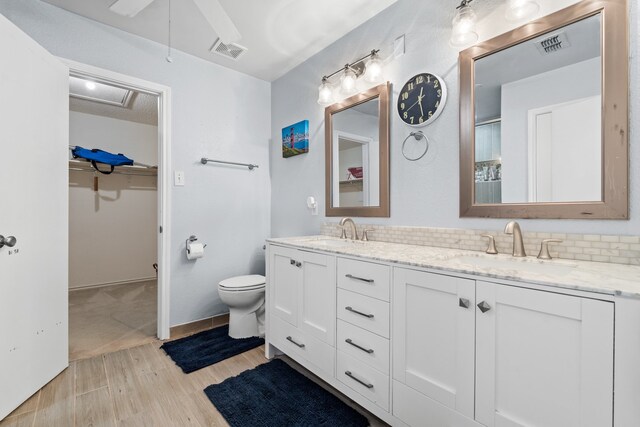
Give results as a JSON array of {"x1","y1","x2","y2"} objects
[{"x1": 186, "y1": 235, "x2": 207, "y2": 252}]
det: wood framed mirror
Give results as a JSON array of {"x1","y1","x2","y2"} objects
[
  {"x1": 459, "y1": 0, "x2": 628, "y2": 219},
  {"x1": 325, "y1": 82, "x2": 390, "y2": 217}
]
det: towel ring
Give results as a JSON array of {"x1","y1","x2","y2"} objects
[{"x1": 402, "y1": 131, "x2": 430, "y2": 161}]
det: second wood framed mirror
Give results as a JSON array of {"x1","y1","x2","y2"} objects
[{"x1": 459, "y1": 0, "x2": 628, "y2": 219}]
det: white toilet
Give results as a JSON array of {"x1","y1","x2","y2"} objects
[{"x1": 218, "y1": 274, "x2": 266, "y2": 339}]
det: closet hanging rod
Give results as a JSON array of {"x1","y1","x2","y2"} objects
[
  {"x1": 69, "y1": 167, "x2": 157, "y2": 177},
  {"x1": 200, "y1": 158, "x2": 259, "y2": 170}
]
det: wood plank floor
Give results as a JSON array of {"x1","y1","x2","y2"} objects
[{"x1": 1, "y1": 339, "x2": 388, "y2": 427}]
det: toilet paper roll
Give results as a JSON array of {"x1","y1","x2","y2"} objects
[{"x1": 186, "y1": 242, "x2": 205, "y2": 260}]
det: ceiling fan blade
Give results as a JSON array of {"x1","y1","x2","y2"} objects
[
  {"x1": 192, "y1": 0, "x2": 241, "y2": 44},
  {"x1": 109, "y1": 0, "x2": 156, "y2": 17}
]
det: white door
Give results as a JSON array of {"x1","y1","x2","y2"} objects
[
  {"x1": 527, "y1": 96, "x2": 601, "y2": 202},
  {"x1": 269, "y1": 246, "x2": 301, "y2": 327},
  {"x1": 393, "y1": 268, "x2": 475, "y2": 419},
  {"x1": 299, "y1": 250, "x2": 335, "y2": 344},
  {"x1": 0, "y1": 15, "x2": 69, "y2": 420},
  {"x1": 475, "y1": 281, "x2": 614, "y2": 427}
]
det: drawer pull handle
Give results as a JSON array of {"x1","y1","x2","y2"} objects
[
  {"x1": 345, "y1": 306, "x2": 374, "y2": 319},
  {"x1": 345, "y1": 371, "x2": 374, "y2": 389},
  {"x1": 286, "y1": 336, "x2": 305, "y2": 348},
  {"x1": 345, "y1": 274, "x2": 374, "y2": 283},
  {"x1": 345, "y1": 338, "x2": 374, "y2": 354}
]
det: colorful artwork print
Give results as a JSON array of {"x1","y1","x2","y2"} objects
[{"x1": 282, "y1": 120, "x2": 309, "y2": 158}]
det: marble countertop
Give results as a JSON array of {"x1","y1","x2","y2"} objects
[{"x1": 267, "y1": 235, "x2": 640, "y2": 298}]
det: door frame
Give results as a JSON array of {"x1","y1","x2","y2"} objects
[{"x1": 62, "y1": 58, "x2": 172, "y2": 340}]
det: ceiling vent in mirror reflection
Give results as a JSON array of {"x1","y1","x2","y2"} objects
[
  {"x1": 210, "y1": 38, "x2": 247, "y2": 61},
  {"x1": 536, "y1": 32, "x2": 571, "y2": 55}
]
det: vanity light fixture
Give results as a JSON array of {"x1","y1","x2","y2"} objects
[
  {"x1": 505, "y1": 0, "x2": 540, "y2": 22},
  {"x1": 450, "y1": 0, "x2": 479, "y2": 48},
  {"x1": 317, "y1": 49, "x2": 382, "y2": 106}
]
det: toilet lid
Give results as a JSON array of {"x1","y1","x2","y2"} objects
[{"x1": 219, "y1": 274, "x2": 265, "y2": 290}]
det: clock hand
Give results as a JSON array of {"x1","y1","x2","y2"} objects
[
  {"x1": 405, "y1": 99, "x2": 420, "y2": 112},
  {"x1": 418, "y1": 88, "x2": 424, "y2": 117}
]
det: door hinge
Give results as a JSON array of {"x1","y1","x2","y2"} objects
[{"x1": 159, "y1": 226, "x2": 163, "y2": 234}]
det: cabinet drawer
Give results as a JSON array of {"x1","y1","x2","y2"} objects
[
  {"x1": 337, "y1": 289, "x2": 390, "y2": 338},
  {"x1": 337, "y1": 351, "x2": 389, "y2": 411},
  {"x1": 270, "y1": 315, "x2": 335, "y2": 377},
  {"x1": 337, "y1": 258, "x2": 390, "y2": 301},
  {"x1": 337, "y1": 320, "x2": 389, "y2": 375}
]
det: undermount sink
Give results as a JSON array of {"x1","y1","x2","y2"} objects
[{"x1": 453, "y1": 255, "x2": 577, "y2": 276}]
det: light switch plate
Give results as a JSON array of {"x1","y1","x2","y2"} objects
[{"x1": 174, "y1": 171, "x2": 185, "y2": 186}]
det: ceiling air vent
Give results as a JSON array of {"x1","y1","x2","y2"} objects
[
  {"x1": 210, "y1": 38, "x2": 247, "y2": 61},
  {"x1": 536, "y1": 32, "x2": 571, "y2": 55}
]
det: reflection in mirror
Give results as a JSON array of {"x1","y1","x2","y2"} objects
[
  {"x1": 473, "y1": 14, "x2": 601, "y2": 204},
  {"x1": 332, "y1": 98, "x2": 380, "y2": 208}
]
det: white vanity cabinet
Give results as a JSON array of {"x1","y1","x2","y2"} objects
[
  {"x1": 393, "y1": 267, "x2": 614, "y2": 427},
  {"x1": 268, "y1": 245, "x2": 336, "y2": 377},
  {"x1": 474, "y1": 280, "x2": 613, "y2": 427},
  {"x1": 266, "y1": 241, "x2": 633, "y2": 427},
  {"x1": 392, "y1": 269, "x2": 476, "y2": 420}
]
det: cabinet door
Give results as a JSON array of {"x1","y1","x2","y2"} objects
[
  {"x1": 269, "y1": 246, "x2": 301, "y2": 327},
  {"x1": 475, "y1": 281, "x2": 614, "y2": 427},
  {"x1": 299, "y1": 251, "x2": 335, "y2": 345},
  {"x1": 393, "y1": 268, "x2": 475, "y2": 419}
]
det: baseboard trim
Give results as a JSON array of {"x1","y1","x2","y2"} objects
[
  {"x1": 169, "y1": 313, "x2": 230, "y2": 339},
  {"x1": 69, "y1": 276, "x2": 157, "y2": 291}
]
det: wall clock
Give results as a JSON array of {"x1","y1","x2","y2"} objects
[{"x1": 397, "y1": 73, "x2": 447, "y2": 126}]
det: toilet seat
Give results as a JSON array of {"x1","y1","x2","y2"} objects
[{"x1": 219, "y1": 274, "x2": 265, "y2": 292}]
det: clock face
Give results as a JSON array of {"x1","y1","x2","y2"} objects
[{"x1": 397, "y1": 73, "x2": 447, "y2": 127}]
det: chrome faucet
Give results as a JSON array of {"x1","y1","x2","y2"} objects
[
  {"x1": 339, "y1": 217, "x2": 359, "y2": 241},
  {"x1": 504, "y1": 221, "x2": 526, "y2": 257}
]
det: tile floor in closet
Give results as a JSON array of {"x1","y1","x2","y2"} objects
[{"x1": 69, "y1": 280, "x2": 157, "y2": 361}]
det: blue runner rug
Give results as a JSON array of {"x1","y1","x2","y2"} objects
[
  {"x1": 161, "y1": 325, "x2": 264, "y2": 373},
  {"x1": 204, "y1": 359, "x2": 369, "y2": 427}
]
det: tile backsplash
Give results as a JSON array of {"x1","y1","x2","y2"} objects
[{"x1": 321, "y1": 223, "x2": 640, "y2": 266}]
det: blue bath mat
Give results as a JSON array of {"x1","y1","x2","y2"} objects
[
  {"x1": 204, "y1": 359, "x2": 369, "y2": 427},
  {"x1": 161, "y1": 324, "x2": 264, "y2": 373}
]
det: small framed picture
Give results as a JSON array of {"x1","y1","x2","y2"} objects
[{"x1": 282, "y1": 120, "x2": 309, "y2": 158}]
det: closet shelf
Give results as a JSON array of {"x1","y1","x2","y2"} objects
[{"x1": 69, "y1": 160, "x2": 158, "y2": 177}]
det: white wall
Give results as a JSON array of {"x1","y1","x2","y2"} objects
[
  {"x1": 270, "y1": 0, "x2": 639, "y2": 237},
  {"x1": 69, "y1": 112, "x2": 158, "y2": 289},
  {"x1": 501, "y1": 58, "x2": 600, "y2": 202},
  {"x1": 0, "y1": 0, "x2": 271, "y2": 326}
]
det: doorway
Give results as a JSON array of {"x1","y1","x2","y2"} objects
[{"x1": 63, "y1": 60, "x2": 172, "y2": 359}]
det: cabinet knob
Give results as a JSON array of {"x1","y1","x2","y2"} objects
[
  {"x1": 477, "y1": 301, "x2": 492, "y2": 313},
  {"x1": 290, "y1": 259, "x2": 296, "y2": 265},
  {"x1": 0, "y1": 235, "x2": 17, "y2": 249},
  {"x1": 459, "y1": 298, "x2": 470, "y2": 309},
  {"x1": 295, "y1": 261, "x2": 302, "y2": 268}
]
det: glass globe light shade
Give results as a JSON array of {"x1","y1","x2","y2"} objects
[
  {"x1": 340, "y1": 68, "x2": 358, "y2": 96},
  {"x1": 363, "y1": 54, "x2": 383, "y2": 84},
  {"x1": 505, "y1": 0, "x2": 540, "y2": 22},
  {"x1": 450, "y1": 4, "x2": 478, "y2": 48},
  {"x1": 317, "y1": 80, "x2": 334, "y2": 106}
]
